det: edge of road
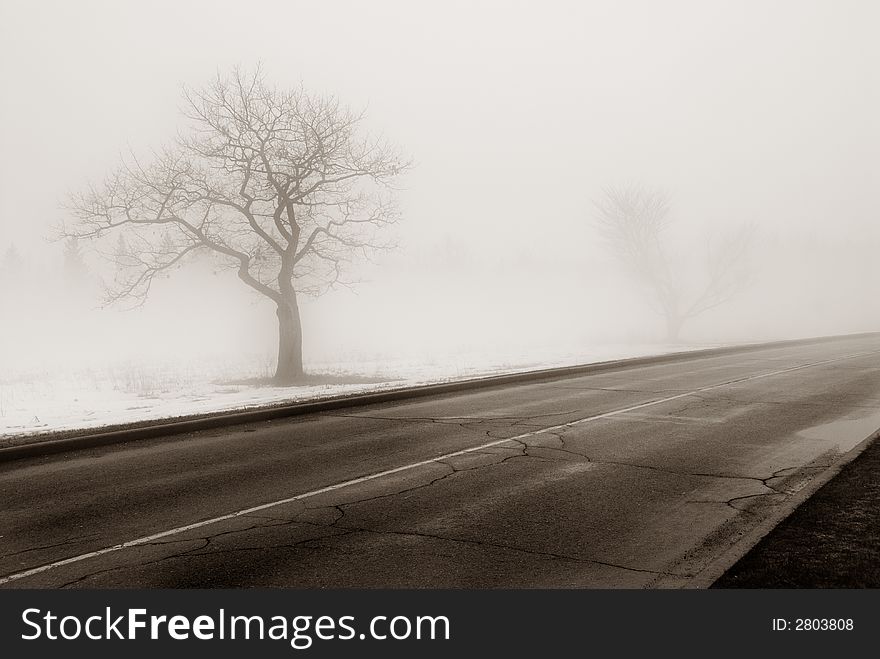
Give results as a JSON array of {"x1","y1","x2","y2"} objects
[
  {"x1": 2, "y1": 331, "x2": 878, "y2": 464},
  {"x1": 694, "y1": 425, "x2": 880, "y2": 589}
]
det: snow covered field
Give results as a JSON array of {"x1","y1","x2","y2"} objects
[{"x1": 0, "y1": 343, "x2": 708, "y2": 444}]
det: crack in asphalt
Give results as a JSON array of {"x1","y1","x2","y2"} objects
[
  {"x1": 57, "y1": 538, "x2": 212, "y2": 589},
  {"x1": 53, "y1": 519, "x2": 318, "y2": 587},
  {"x1": 57, "y1": 523, "x2": 356, "y2": 589},
  {"x1": 2, "y1": 533, "x2": 103, "y2": 559},
  {"x1": 324, "y1": 464, "x2": 458, "y2": 509},
  {"x1": 456, "y1": 422, "x2": 814, "y2": 496},
  {"x1": 56, "y1": 519, "x2": 329, "y2": 588},
  {"x1": 685, "y1": 464, "x2": 836, "y2": 514},
  {"x1": 688, "y1": 492, "x2": 784, "y2": 515},
  {"x1": 495, "y1": 427, "x2": 794, "y2": 490}
]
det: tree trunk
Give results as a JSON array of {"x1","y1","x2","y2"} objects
[
  {"x1": 274, "y1": 291, "x2": 304, "y2": 384},
  {"x1": 664, "y1": 313, "x2": 684, "y2": 344}
]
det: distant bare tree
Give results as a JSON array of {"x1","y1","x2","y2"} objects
[
  {"x1": 594, "y1": 185, "x2": 753, "y2": 342},
  {"x1": 62, "y1": 67, "x2": 409, "y2": 383}
]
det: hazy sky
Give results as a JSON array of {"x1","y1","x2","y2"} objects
[{"x1": 1, "y1": 0, "x2": 878, "y2": 367}]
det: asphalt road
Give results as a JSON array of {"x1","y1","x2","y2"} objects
[{"x1": 3, "y1": 334, "x2": 880, "y2": 588}]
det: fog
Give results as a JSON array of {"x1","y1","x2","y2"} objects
[{"x1": 1, "y1": 1, "x2": 879, "y2": 416}]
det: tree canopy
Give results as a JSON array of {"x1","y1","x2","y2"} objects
[{"x1": 63, "y1": 67, "x2": 409, "y2": 381}]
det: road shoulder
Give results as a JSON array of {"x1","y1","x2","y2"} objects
[{"x1": 712, "y1": 431, "x2": 880, "y2": 588}]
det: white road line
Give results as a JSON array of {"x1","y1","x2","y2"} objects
[{"x1": 2, "y1": 348, "x2": 877, "y2": 586}]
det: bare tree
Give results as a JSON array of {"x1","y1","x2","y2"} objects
[
  {"x1": 594, "y1": 185, "x2": 753, "y2": 342},
  {"x1": 62, "y1": 67, "x2": 409, "y2": 383}
]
